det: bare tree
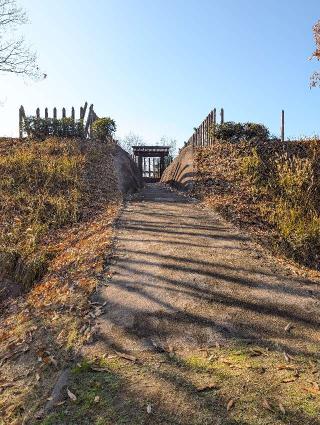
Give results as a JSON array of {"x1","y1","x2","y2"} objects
[
  {"x1": 159, "y1": 135, "x2": 177, "y2": 157},
  {"x1": 311, "y1": 20, "x2": 320, "y2": 87},
  {"x1": 0, "y1": 0, "x2": 41, "y2": 77},
  {"x1": 119, "y1": 132, "x2": 145, "y2": 154}
]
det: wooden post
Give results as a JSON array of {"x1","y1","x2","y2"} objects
[
  {"x1": 281, "y1": 110, "x2": 285, "y2": 142},
  {"x1": 45, "y1": 107, "x2": 48, "y2": 119},
  {"x1": 84, "y1": 104, "x2": 93, "y2": 138},
  {"x1": 19, "y1": 106, "x2": 23, "y2": 138},
  {"x1": 220, "y1": 108, "x2": 224, "y2": 124},
  {"x1": 83, "y1": 102, "x2": 88, "y2": 116},
  {"x1": 53, "y1": 107, "x2": 57, "y2": 119},
  {"x1": 138, "y1": 155, "x2": 143, "y2": 176},
  {"x1": 36, "y1": 108, "x2": 40, "y2": 119},
  {"x1": 201, "y1": 122, "x2": 204, "y2": 146},
  {"x1": 210, "y1": 110, "x2": 214, "y2": 144},
  {"x1": 203, "y1": 117, "x2": 208, "y2": 146},
  {"x1": 160, "y1": 156, "x2": 165, "y2": 177},
  {"x1": 62, "y1": 107, "x2": 66, "y2": 118},
  {"x1": 71, "y1": 107, "x2": 75, "y2": 121}
]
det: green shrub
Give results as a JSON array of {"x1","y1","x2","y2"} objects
[
  {"x1": 23, "y1": 117, "x2": 84, "y2": 139},
  {"x1": 91, "y1": 117, "x2": 116, "y2": 140},
  {"x1": 212, "y1": 122, "x2": 269, "y2": 143},
  {"x1": 242, "y1": 122, "x2": 269, "y2": 141}
]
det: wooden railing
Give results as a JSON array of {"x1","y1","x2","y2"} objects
[{"x1": 18, "y1": 102, "x2": 99, "y2": 139}]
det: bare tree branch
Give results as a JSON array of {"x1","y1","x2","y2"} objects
[
  {"x1": 310, "y1": 20, "x2": 320, "y2": 87},
  {"x1": 0, "y1": 0, "x2": 42, "y2": 78}
]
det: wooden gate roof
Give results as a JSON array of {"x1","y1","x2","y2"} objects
[{"x1": 132, "y1": 146, "x2": 170, "y2": 157}]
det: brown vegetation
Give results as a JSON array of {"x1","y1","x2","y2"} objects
[
  {"x1": 193, "y1": 138, "x2": 320, "y2": 271},
  {"x1": 0, "y1": 137, "x2": 121, "y2": 423},
  {"x1": 0, "y1": 137, "x2": 120, "y2": 292}
]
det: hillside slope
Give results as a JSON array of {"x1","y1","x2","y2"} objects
[{"x1": 0, "y1": 137, "x2": 142, "y2": 424}]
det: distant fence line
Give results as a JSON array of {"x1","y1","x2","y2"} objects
[
  {"x1": 18, "y1": 102, "x2": 99, "y2": 139},
  {"x1": 186, "y1": 108, "x2": 287, "y2": 148}
]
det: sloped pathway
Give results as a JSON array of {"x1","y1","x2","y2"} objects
[{"x1": 95, "y1": 183, "x2": 320, "y2": 356}]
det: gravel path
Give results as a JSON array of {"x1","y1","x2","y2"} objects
[{"x1": 96, "y1": 183, "x2": 320, "y2": 355}]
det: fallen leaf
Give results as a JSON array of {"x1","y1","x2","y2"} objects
[
  {"x1": 115, "y1": 351, "x2": 137, "y2": 362},
  {"x1": 227, "y1": 399, "x2": 235, "y2": 412},
  {"x1": 249, "y1": 348, "x2": 264, "y2": 357},
  {"x1": 94, "y1": 396, "x2": 100, "y2": 403},
  {"x1": 49, "y1": 356, "x2": 58, "y2": 367},
  {"x1": 284, "y1": 323, "x2": 293, "y2": 333},
  {"x1": 277, "y1": 365, "x2": 295, "y2": 371},
  {"x1": 262, "y1": 399, "x2": 273, "y2": 411},
  {"x1": 279, "y1": 403, "x2": 286, "y2": 414},
  {"x1": 196, "y1": 383, "x2": 219, "y2": 392},
  {"x1": 90, "y1": 366, "x2": 109, "y2": 372},
  {"x1": 147, "y1": 403, "x2": 152, "y2": 414},
  {"x1": 35, "y1": 373, "x2": 40, "y2": 382},
  {"x1": 220, "y1": 358, "x2": 232, "y2": 366},
  {"x1": 67, "y1": 388, "x2": 77, "y2": 401},
  {"x1": 283, "y1": 352, "x2": 293, "y2": 362},
  {"x1": 312, "y1": 382, "x2": 320, "y2": 391},
  {"x1": 303, "y1": 386, "x2": 320, "y2": 395},
  {"x1": 282, "y1": 377, "x2": 297, "y2": 383}
]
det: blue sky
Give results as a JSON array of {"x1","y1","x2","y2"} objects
[{"x1": 0, "y1": 0, "x2": 320, "y2": 147}]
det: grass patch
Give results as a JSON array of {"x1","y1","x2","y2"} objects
[{"x1": 39, "y1": 347, "x2": 320, "y2": 425}]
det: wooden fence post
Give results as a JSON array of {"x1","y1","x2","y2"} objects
[
  {"x1": 19, "y1": 106, "x2": 23, "y2": 138},
  {"x1": 281, "y1": 110, "x2": 285, "y2": 142},
  {"x1": 205, "y1": 115, "x2": 209, "y2": 146},
  {"x1": 62, "y1": 107, "x2": 66, "y2": 118},
  {"x1": 201, "y1": 122, "x2": 204, "y2": 146},
  {"x1": 53, "y1": 107, "x2": 57, "y2": 119},
  {"x1": 84, "y1": 104, "x2": 94, "y2": 138},
  {"x1": 36, "y1": 108, "x2": 40, "y2": 119},
  {"x1": 71, "y1": 107, "x2": 75, "y2": 121},
  {"x1": 208, "y1": 111, "x2": 213, "y2": 145},
  {"x1": 220, "y1": 108, "x2": 224, "y2": 124},
  {"x1": 81, "y1": 102, "x2": 88, "y2": 120},
  {"x1": 45, "y1": 107, "x2": 48, "y2": 120}
]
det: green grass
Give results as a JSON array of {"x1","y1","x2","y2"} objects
[{"x1": 39, "y1": 346, "x2": 320, "y2": 425}]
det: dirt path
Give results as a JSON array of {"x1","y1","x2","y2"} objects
[
  {"x1": 48, "y1": 183, "x2": 320, "y2": 425},
  {"x1": 95, "y1": 183, "x2": 319, "y2": 356}
]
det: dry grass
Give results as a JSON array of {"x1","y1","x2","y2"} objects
[
  {"x1": 0, "y1": 137, "x2": 120, "y2": 290},
  {"x1": 194, "y1": 139, "x2": 320, "y2": 273},
  {"x1": 0, "y1": 137, "x2": 121, "y2": 424}
]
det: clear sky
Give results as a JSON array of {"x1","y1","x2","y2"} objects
[{"x1": 0, "y1": 0, "x2": 320, "y2": 147}]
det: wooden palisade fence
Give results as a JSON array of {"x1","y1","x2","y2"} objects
[
  {"x1": 187, "y1": 107, "x2": 225, "y2": 148},
  {"x1": 187, "y1": 107, "x2": 286, "y2": 147},
  {"x1": 19, "y1": 101, "x2": 99, "y2": 139}
]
